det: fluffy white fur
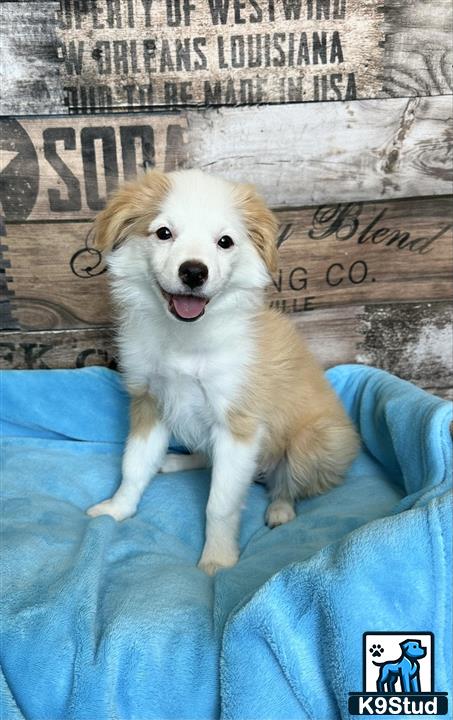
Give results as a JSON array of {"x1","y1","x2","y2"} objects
[{"x1": 87, "y1": 169, "x2": 359, "y2": 574}]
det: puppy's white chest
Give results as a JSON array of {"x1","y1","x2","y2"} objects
[
  {"x1": 124, "y1": 325, "x2": 252, "y2": 451},
  {"x1": 149, "y1": 360, "x2": 218, "y2": 451}
]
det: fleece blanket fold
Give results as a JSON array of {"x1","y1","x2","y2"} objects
[{"x1": 1, "y1": 365, "x2": 451, "y2": 720}]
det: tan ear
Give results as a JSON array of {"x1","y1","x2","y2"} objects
[
  {"x1": 233, "y1": 183, "x2": 279, "y2": 273},
  {"x1": 93, "y1": 170, "x2": 171, "y2": 252}
]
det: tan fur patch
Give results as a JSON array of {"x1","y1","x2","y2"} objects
[
  {"x1": 129, "y1": 391, "x2": 160, "y2": 438},
  {"x1": 232, "y1": 184, "x2": 279, "y2": 272},
  {"x1": 93, "y1": 170, "x2": 171, "y2": 252},
  {"x1": 227, "y1": 406, "x2": 258, "y2": 442},
  {"x1": 228, "y1": 309, "x2": 359, "y2": 498}
]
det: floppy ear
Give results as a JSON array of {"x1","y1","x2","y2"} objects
[
  {"x1": 233, "y1": 183, "x2": 279, "y2": 273},
  {"x1": 93, "y1": 170, "x2": 171, "y2": 252}
]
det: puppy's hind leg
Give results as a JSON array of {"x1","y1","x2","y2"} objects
[
  {"x1": 266, "y1": 415, "x2": 359, "y2": 528},
  {"x1": 87, "y1": 392, "x2": 169, "y2": 521},
  {"x1": 265, "y1": 460, "x2": 297, "y2": 528}
]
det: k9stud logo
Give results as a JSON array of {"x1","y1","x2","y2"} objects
[{"x1": 348, "y1": 632, "x2": 449, "y2": 715}]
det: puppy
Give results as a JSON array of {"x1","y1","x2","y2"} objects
[{"x1": 87, "y1": 169, "x2": 359, "y2": 574}]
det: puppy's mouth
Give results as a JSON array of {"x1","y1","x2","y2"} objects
[{"x1": 159, "y1": 288, "x2": 209, "y2": 322}]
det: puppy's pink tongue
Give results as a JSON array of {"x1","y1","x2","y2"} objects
[{"x1": 171, "y1": 294, "x2": 207, "y2": 319}]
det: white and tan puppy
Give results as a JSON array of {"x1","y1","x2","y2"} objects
[{"x1": 87, "y1": 169, "x2": 359, "y2": 574}]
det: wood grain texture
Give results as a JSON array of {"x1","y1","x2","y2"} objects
[
  {"x1": 1, "y1": 302, "x2": 451, "y2": 399},
  {"x1": 2, "y1": 220, "x2": 111, "y2": 330},
  {"x1": 354, "y1": 301, "x2": 453, "y2": 396},
  {"x1": 2, "y1": 196, "x2": 451, "y2": 331},
  {"x1": 1, "y1": 99, "x2": 452, "y2": 225},
  {"x1": 0, "y1": 0, "x2": 452, "y2": 114},
  {"x1": 186, "y1": 98, "x2": 453, "y2": 205},
  {"x1": 382, "y1": 0, "x2": 453, "y2": 98},
  {"x1": 0, "y1": 1, "x2": 64, "y2": 115}
]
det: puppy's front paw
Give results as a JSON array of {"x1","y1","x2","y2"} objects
[
  {"x1": 86, "y1": 499, "x2": 135, "y2": 522},
  {"x1": 198, "y1": 546, "x2": 239, "y2": 575}
]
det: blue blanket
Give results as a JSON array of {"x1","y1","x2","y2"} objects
[{"x1": 1, "y1": 365, "x2": 451, "y2": 719}]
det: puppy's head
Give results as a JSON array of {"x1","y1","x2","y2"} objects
[{"x1": 94, "y1": 169, "x2": 278, "y2": 322}]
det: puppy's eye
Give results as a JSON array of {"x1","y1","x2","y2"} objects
[
  {"x1": 218, "y1": 235, "x2": 234, "y2": 249},
  {"x1": 156, "y1": 226, "x2": 172, "y2": 240}
]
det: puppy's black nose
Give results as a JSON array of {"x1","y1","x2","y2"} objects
[{"x1": 178, "y1": 261, "x2": 208, "y2": 289}]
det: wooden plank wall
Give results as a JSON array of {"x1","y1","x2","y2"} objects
[{"x1": 0, "y1": 0, "x2": 452, "y2": 398}]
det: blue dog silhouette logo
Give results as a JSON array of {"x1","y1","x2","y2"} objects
[
  {"x1": 372, "y1": 638, "x2": 426, "y2": 693},
  {"x1": 348, "y1": 632, "x2": 449, "y2": 716}
]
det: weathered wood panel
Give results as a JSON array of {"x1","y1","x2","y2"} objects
[
  {"x1": 56, "y1": 0, "x2": 384, "y2": 110},
  {"x1": 0, "y1": 201, "x2": 19, "y2": 330},
  {"x1": 0, "y1": 326, "x2": 116, "y2": 370},
  {"x1": 1, "y1": 99, "x2": 452, "y2": 226},
  {"x1": 0, "y1": 2, "x2": 64, "y2": 115},
  {"x1": 1, "y1": 302, "x2": 451, "y2": 399},
  {"x1": 2, "y1": 196, "x2": 451, "y2": 331},
  {"x1": 382, "y1": 0, "x2": 453, "y2": 99},
  {"x1": 355, "y1": 302, "x2": 453, "y2": 398},
  {"x1": 1, "y1": 0, "x2": 452, "y2": 114},
  {"x1": 1, "y1": 221, "x2": 111, "y2": 330}
]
